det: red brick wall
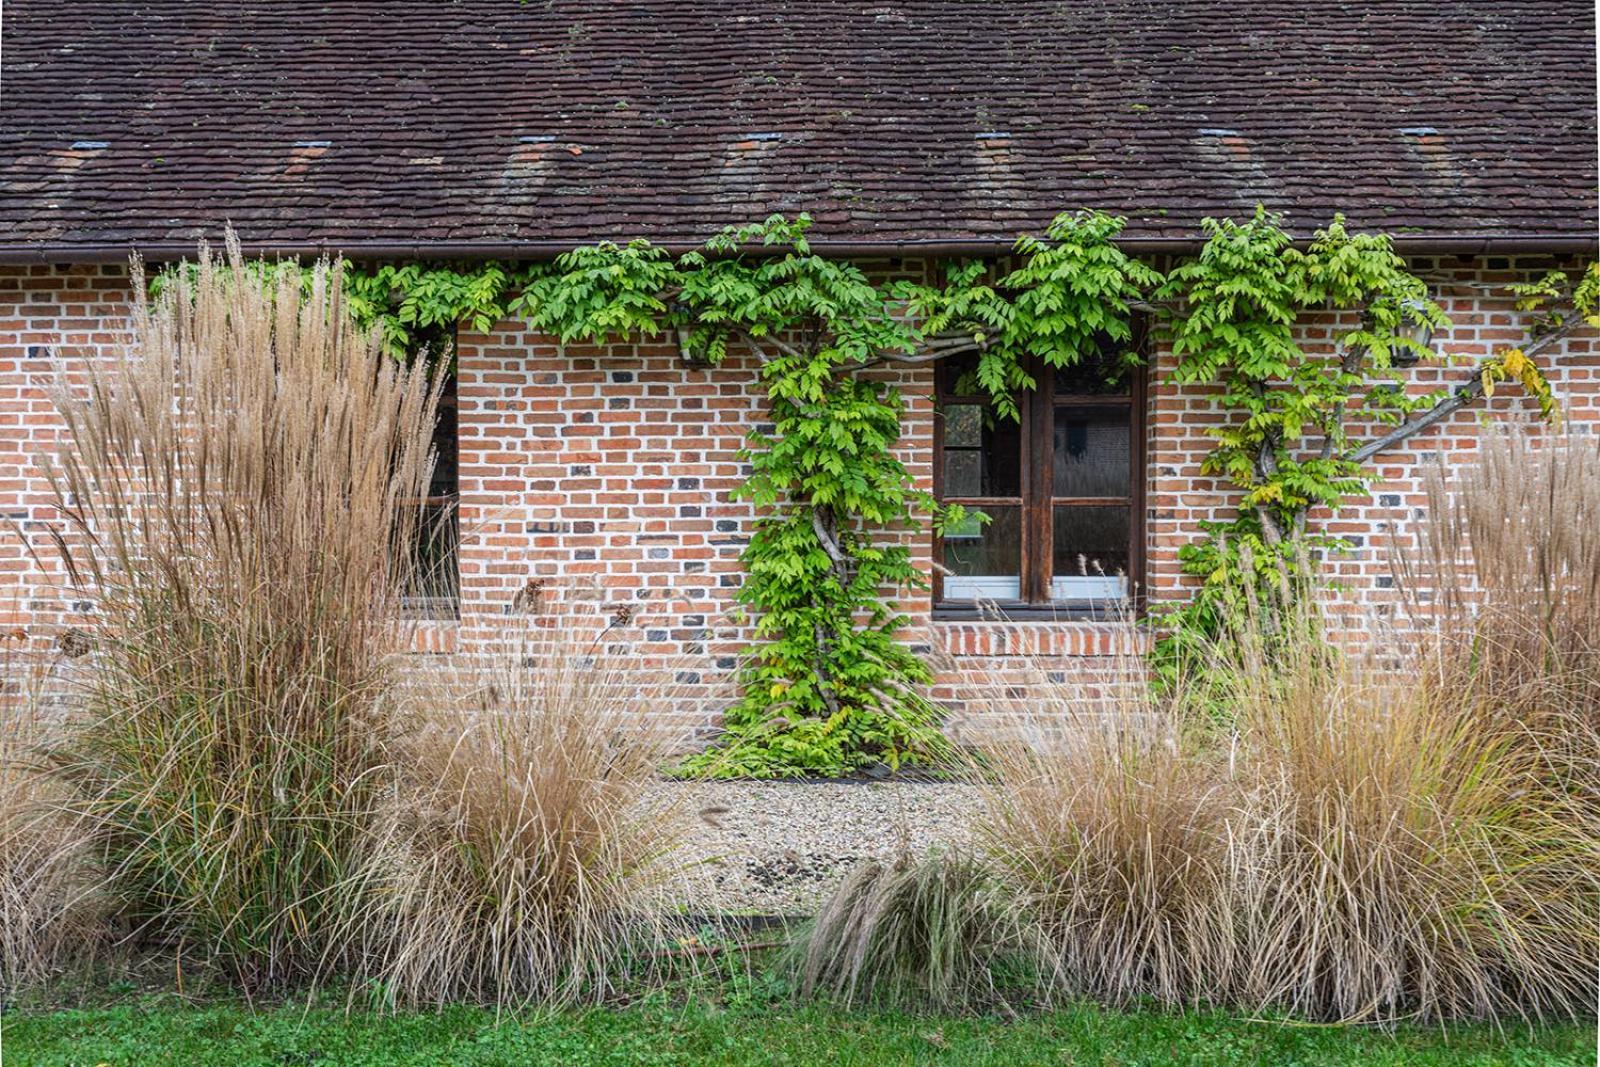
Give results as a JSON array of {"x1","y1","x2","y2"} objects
[
  {"x1": 3, "y1": 256, "x2": 1596, "y2": 741},
  {"x1": 0, "y1": 264, "x2": 133, "y2": 650}
]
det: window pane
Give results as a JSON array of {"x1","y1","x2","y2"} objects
[
  {"x1": 942, "y1": 505, "x2": 1021, "y2": 601},
  {"x1": 1053, "y1": 408, "x2": 1130, "y2": 498},
  {"x1": 1052, "y1": 347, "x2": 1134, "y2": 396},
  {"x1": 943, "y1": 402, "x2": 983, "y2": 447},
  {"x1": 1052, "y1": 505, "x2": 1129, "y2": 599},
  {"x1": 940, "y1": 403, "x2": 1021, "y2": 497}
]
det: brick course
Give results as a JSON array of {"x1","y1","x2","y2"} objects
[{"x1": 3, "y1": 256, "x2": 1595, "y2": 741}]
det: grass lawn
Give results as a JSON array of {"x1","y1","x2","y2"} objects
[{"x1": 4, "y1": 992, "x2": 1594, "y2": 1066}]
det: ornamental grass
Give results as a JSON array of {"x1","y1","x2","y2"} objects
[
  {"x1": 789, "y1": 850, "x2": 1034, "y2": 1012},
  {"x1": 974, "y1": 429, "x2": 1600, "y2": 1022},
  {"x1": 0, "y1": 650, "x2": 105, "y2": 996},
  {"x1": 355, "y1": 626, "x2": 688, "y2": 1009},
  {"x1": 35, "y1": 238, "x2": 445, "y2": 991}
]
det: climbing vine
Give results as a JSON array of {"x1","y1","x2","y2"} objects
[
  {"x1": 159, "y1": 212, "x2": 1596, "y2": 777},
  {"x1": 1151, "y1": 211, "x2": 1595, "y2": 671},
  {"x1": 501, "y1": 212, "x2": 1154, "y2": 777}
]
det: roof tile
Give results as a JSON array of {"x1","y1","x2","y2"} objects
[{"x1": 0, "y1": 0, "x2": 1594, "y2": 255}]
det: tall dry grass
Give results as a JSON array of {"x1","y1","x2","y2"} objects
[
  {"x1": 358, "y1": 625, "x2": 687, "y2": 1008},
  {"x1": 977, "y1": 478, "x2": 1600, "y2": 1022},
  {"x1": 1218, "y1": 601, "x2": 1597, "y2": 1021},
  {"x1": 36, "y1": 238, "x2": 444, "y2": 990},
  {"x1": 975, "y1": 652, "x2": 1241, "y2": 1010},
  {"x1": 0, "y1": 650, "x2": 104, "y2": 994},
  {"x1": 1395, "y1": 430, "x2": 1600, "y2": 780}
]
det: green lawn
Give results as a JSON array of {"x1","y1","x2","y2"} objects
[{"x1": 4, "y1": 994, "x2": 1594, "y2": 1066}]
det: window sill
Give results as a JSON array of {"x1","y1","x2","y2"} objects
[
  {"x1": 932, "y1": 600, "x2": 1136, "y2": 624},
  {"x1": 931, "y1": 611, "x2": 1148, "y2": 659},
  {"x1": 400, "y1": 596, "x2": 461, "y2": 623}
]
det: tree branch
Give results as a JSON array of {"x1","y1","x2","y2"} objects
[
  {"x1": 1246, "y1": 378, "x2": 1289, "y2": 546},
  {"x1": 852, "y1": 330, "x2": 991, "y2": 370},
  {"x1": 1346, "y1": 383, "x2": 1483, "y2": 464},
  {"x1": 856, "y1": 343, "x2": 987, "y2": 369},
  {"x1": 811, "y1": 506, "x2": 849, "y2": 571},
  {"x1": 1346, "y1": 311, "x2": 1585, "y2": 465},
  {"x1": 1318, "y1": 342, "x2": 1370, "y2": 462},
  {"x1": 731, "y1": 326, "x2": 775, "y2": 366}
]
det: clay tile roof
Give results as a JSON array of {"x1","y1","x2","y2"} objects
[{"x1": 1, "y1": 1, "x2": 1595, "y2": 260}]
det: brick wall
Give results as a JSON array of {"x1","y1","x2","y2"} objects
[
  {"x1": 0, "y1": 264, "x2": 133, "y2": 650},
  {"x1": 3, "y1": 256, "x2": 1596, "y2": 742}
]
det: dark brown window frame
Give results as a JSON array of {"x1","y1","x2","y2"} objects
[
  {"x1": 400, "y1": 336, "x2": 461, "y2": 621},
  {"x1": 932, "y1": 348, "x2": 1147, "y2": 621}
]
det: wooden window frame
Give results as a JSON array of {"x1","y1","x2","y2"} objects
[
  {"x1": 400, "y1": 353, "x2": 460, "y2": 621},
  {"x1": 932, "y1": 352, "x2": 1147, "y2": 621}
]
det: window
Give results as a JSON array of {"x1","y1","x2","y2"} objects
[
  {"x1": 402, "y1": 341, "x2": 460, "y2": 619},
  {"x1": 934, "y1": 344, "x2": 1144, "y2": 615}
]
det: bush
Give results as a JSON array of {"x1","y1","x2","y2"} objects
[
  {"x1": 38, "y1": 239, "x2": 444, "y2": 991},
  {"x1": 358, "y1": 627, "x2": 685, "y2": 1008},
  {"x1": 789, "y1": 850, "x2": 1033, "y2": 1012}
]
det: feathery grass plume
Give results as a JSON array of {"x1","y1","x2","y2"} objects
[
  {"x1": 790, "y1": 850, "x2": 1033, "y2": 1012},
  {"x1": 35, "y1": 235, "x2": 445, "y2": 991},
  {"x1": 1215, "y1": 593, "x2": 1599, "y2": 1022},
  {"x1": 1394, "y1": 428, "x2": 1600, "y2": 784},
  {"x1": 0, "y1": 643, "x2": 105, "y2": 995},
  {"x1": 973, "y1": 623, "x2": 1240, "y2": 1011},
  {"x1": 358, "y1": 620, "x2": 688, "y2": 1009}
]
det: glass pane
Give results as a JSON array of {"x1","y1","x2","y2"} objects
[
  {"x1": 1052, "y1": 346, "x2": 1134, "y2": 396},
  {"x1": 943, "y1": 403, "x2": 982, "y2": 448},
  {"x1": 1053, "y1": 408, "x2": 1130, "y2": 498},
  {"x1": 940, "y1": 404, "x2": 1021, "y2": 497},
  {"x1": 944, "y1": 451, "x2": 981, "y2": 496},
  {"x1": 943, "y1": 506, "x2": 1021, "y2": 601},
  {"x1": 1052, "y1": 505, "x2": 1129, "y2": 589}
]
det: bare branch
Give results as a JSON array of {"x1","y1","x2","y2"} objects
[
  {"x1": 811, "y1": 506, "x2": 849, "y2": 569},
  {"x1": 1346, "y1": 384, "x2": 1483, "y2": 464},
  {"x1": 851, "y1": 329, "x2": 991, "y2": 370},
  {"x1": 1346, "y1": 311, "x2": 1586, "y2": 464},
  {"x1": 729, "y1": 326, "x2": 777, "y2": 367},
  {"x1": 921, "y1": 332, "x2": 988, "y2": 350},
  {"x1": 856, "y1": 343, "x2": 988, "y2": 370},
  {"x1": 760, "y1": 332, "x2": 807, "y2": 361}
]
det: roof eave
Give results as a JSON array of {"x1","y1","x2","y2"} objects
[{"x1": 0, "y1": 233, "x2": 1593, "y2": 265}]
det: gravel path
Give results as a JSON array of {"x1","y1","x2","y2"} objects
[{"x1": 644, "y1": 781, "x2": 987, "y2": 916}]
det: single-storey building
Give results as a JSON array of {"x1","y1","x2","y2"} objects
[{"x1": 2, "y1": 1, "x2": 1596, "y2": 740}]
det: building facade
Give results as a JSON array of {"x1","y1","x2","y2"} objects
[
  {"x1": 5, "y1": 252, "x2": 1595, "y2": 740},
  {"x1": 2, "y1": 0, "x2": 1595, "y2": 742}
]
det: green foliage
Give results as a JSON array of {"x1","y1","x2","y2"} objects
[
  {"x1": 151, "y1": 257, "x2": 523, "y2": 361},
  {"x1": 504, "y1": 211, "x2": 1159, "y2": 778},
  {"x1": 344, "y1": 262, "x2": 522, "y2": 356},
  {"x1": 1154, "y1": 211, "x2": 1449, "y2": 656},
  {"x1": 901, "y1": 210, "x2": 1161, "y2": 420}
]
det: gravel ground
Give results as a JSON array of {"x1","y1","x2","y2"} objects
[{"x1": 644, "y1": 780, "x2": 987, "y2": 916}]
